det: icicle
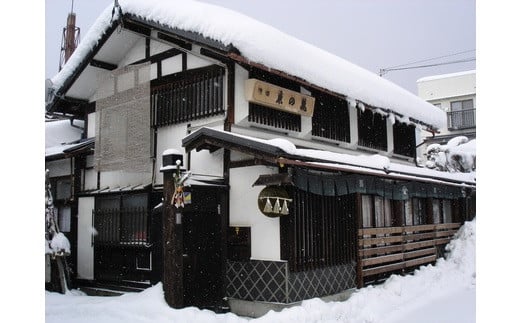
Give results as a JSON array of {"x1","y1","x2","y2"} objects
[
  {"x1": 263, "y1": 198, "x2": 273, "y2": 213},
  {"x1": 281, "y1": 199, "x2": 289, "y2": 215},
  {"x1": 273, "y1": 198, "x2": 281, "y2": 214}
]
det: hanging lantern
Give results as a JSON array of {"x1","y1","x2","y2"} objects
[{"x1": 258, "y1": 186, "x2": 292, "y2": 217}]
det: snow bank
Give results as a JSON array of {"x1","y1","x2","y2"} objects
[{"x1": 46, "y1": 219, "x2": 476, "y2": 323}]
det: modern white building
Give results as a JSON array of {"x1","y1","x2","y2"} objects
[{"x1": 417, "y1": 70, "x2": 476, "y2": 147}]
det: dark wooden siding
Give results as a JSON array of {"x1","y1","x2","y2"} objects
[
  {"x1": 151, "y1": 65, "x2": 225, "y2": 127},
  {"x1": 281, "y1": 190, "x2": 356, "y2": 272}
]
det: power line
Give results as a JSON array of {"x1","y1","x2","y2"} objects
[
  {"x1": 379, "y1": 57, "x2": 475, "y2": 76},
  {"x1": 384, "y1": 49, "x2": 475, "y2": 70}
]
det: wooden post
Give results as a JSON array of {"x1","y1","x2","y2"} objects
[
  {"x1": 161, "y1": 152, "x2": 185, "y2": 308},
  {"x1": 354, "y1": 193, "x2": 364, "y2": 289}
]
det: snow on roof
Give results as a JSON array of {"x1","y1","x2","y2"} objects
[
  {"x1": 45, "y1": 119, "x2": 84, "y2": 148},
  {"x1": 184, "y1": 127, "x2": 476, "y2": 186},
  {"x1": 51, "y1": 0, "x2": 445, "y2": 129},
  {"x1": 417, "y1": 69, "x2": 476, "y2": 83}
]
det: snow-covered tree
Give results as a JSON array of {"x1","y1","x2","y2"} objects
[
  {"x1": 424, "y1": 136, "x2": 476, "y2": 173},
  {"x1": 45, "y1": 170, "x2": 71, "y2": 293}
]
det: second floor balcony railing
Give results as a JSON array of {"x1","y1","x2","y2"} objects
[{"x1": 447, "y1": 109, "x2": 476, "y2": 130}]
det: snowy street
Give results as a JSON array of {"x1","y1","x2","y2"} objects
[{"x1": 45, "y1": 220, "x2": 476, "y2": 323}]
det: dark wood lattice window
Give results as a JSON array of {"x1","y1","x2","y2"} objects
[
  {"x1": 248, "y1": 103, "x2": 301, "y2": 131},
  {"x1": 312, "y1": 94, "x2": 350, "y2": 142},
  {"x1": 280, "y1": 190, "x2": 357, "y2": 272},
  {"x1": 358, "y1": 108, "x2": 387, "y2": 151},
  {"x1": 152, "y1": 65, "x2": 225, "y2": 127},
  {"x1": 94, "y1": 193, "x2": 150, "y2": 245},
  {"x1": 393, "y1": 121, "x2": 416, "y2": 157}
]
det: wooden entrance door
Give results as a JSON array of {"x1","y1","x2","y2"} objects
[{"x1": 182, "y1": 208, "x2": 223, "y2": 309}]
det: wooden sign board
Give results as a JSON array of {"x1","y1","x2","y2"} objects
[{"x1": 245, "y1": 78, "x2": 315, "y2": 117}]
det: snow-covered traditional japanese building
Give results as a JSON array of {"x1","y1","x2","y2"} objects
[{"x1": 45, "y1": 0, "x2": 476, "y2": 317}]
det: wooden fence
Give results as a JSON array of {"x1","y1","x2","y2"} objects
[{"x1": 357, "y1": 223, "x2": 461, "y2": 287}]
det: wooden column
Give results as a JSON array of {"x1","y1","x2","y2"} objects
[
  {"x1": 161, "y1": 154, "x2": 184, "y2": 308},
  {"x1": 354, "y1": 193, "x2": 364, "y2": 289}
]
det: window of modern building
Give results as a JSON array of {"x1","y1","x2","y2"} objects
[{"x1": 448, "y1": 99, "x2": 475, "y2": 129}]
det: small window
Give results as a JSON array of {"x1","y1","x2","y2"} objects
[
  {"x1": 442, "y1": 199, "x2": 453, "y2": 223},
  {"x1": 56, "y1": 178, "x2": 72, "y2": 200},
  {"x1": 448, "y1": 99, "x2": 475, "y2": 129},
  {"x1": 404, "y1": 200, "x2": 413, "y2": 226},
  {"x1": 361, "y1": 195, "x2": 373, "y2": 228},
  {"x1": 312, "y1": 94, "x2": 350, "y2": 143},
  {"x1": 58, "y1": 206, "x2": 71, "y2": 233},
  {"x1": 412, "y1": 198, "x2": 426, "y2": 225},
  {"x1": 393, "y1": 121, "x2": 416, "y2": 157},
  {"x1": 358, "y1": 108, "x2": 387, "y2": 151},
  {"x1": 136, "y1": 251, "x2": 152, "y2": 271},
  {"x1": 432, "y1": 199, "x2": 441, "y2": 224}
]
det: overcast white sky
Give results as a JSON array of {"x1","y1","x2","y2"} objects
[{"x1": 45, "y1": 0, "x2": 476, "y2": 94}]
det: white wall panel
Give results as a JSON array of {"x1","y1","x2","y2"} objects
[
  {"x1": 234, "y1": 64, "x2": 249, "y2": 123},
  {"x1": 77, "y1": 197, "x2": 94, "y2": 280},
  {"x1": 83, "y1": 169, "x2": 97, "y2": 191},
  {"x1": 162, "y1": 55, "x2": 183, "y2": 76},
  {"x1": 87, "y1": 112, "x2": 96, "y2": 138},
  {"x1": 229, "y1": 166, "x2": 280, "y2": 261},
  {"x1": 187, "y1": 52, "x2": 212, "y2": 70}
]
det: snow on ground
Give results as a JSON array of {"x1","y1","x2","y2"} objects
[{"x1": 45, "y1": 219, "x2": 476, "y2": 323}]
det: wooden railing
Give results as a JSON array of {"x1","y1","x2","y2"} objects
[{"x1": 357, "y1": 223, "x2": 461, "y2": 287}]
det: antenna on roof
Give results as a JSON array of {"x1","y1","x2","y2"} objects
[{"x1": 59, "y1": 0, "x2": 80, "y2": 71}]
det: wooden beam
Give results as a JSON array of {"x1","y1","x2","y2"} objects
[
  {"x1": 157, "y1": 32, "x2": 192, "y2": 51},
  {"x1": 90, "y1": 59, "x2": 118, "y2": 71}
]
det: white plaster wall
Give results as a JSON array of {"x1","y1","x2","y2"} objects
[
  {"x1": 187, "y1": 52, "x2": 212, "y2": 69},
  {"x1": 234, "y1": 64, "x2": 249, "y2": 124},
  {"x1": 83, "y1": 168, "x2": 97, "y2": 191},
  {"x1": 155, "y1": 120, "x2": 225, "y2": 185},
  {"x1": 77, "y1": 197, "x2": 95, "y2": 280},
  {"x1": 46, "y1": 159, "x2": 72, "y2": 177},
  {"x1": 150, "y1": 39, "x2": 173, "y2": 55},
  {"x1": 87, "y1": 112, "x2": 96, "y2": 138},
  {"x1": 162, "y1": 55, "x2": 183, "y2": 76},
  {"x1": 229, "y1": 165, "x2": 281, "y2": 261},
  {"x1": 155, "y1": 124, "x2": 189, "y2": 186}
]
